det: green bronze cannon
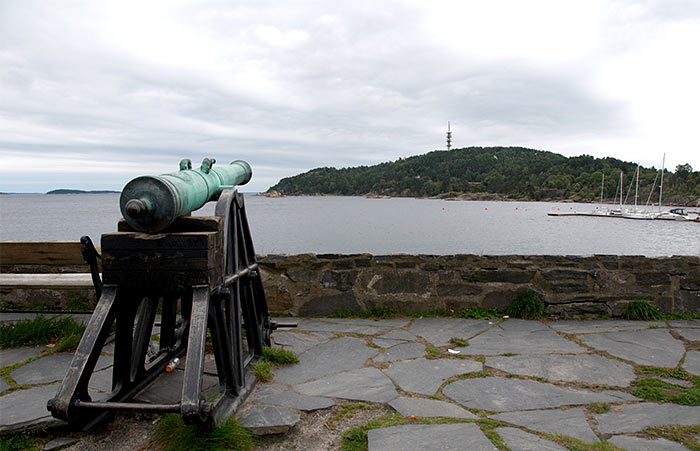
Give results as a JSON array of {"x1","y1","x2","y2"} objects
[{"x1": 120, "y1": 157, "x2": 252, "y2": 233}]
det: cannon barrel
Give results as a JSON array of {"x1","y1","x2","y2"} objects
[{"x1": 120, "y1": 158, "x2": 252, "y2": 233}]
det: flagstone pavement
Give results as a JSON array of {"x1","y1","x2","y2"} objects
[{"x1": 3, "y1": 313, "x2": 700, "y2": 450}]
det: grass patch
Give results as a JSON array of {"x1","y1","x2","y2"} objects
[
  {"x1": 631, "y1": 376, "x2": 700, "y2": 405},
  {"x1": 642, "y1": 424, "x2": 700, "y2": 451},
  {"x1": 261, "y1": 347, "x2": 298, "y2": 365},
  {"x1": 622, "y1": 301, "x2": 662, "y2": 320},
  {"x1": 545, "y1": 433, "x2": 623, "y2": 450},
  {"x1": 331, "y1": 402, "x2": 370, "y2": 424},
  {"x1": 252, "y1": 346, "x2": 299, "y2": 382},
  {"x1": 0, "y1": 315, "x2": 85, "y2": 349},
  {"x1": 253, "y1": 361, "x2": 273, "y2": 382},
  {"x1": 460, "y1": 307, "x2": 502, "y2": 320},
  {"x1": 425, "y1": 346, "x2": 440, "y2": 359},
  {"x1": 504, "y1": 293, "x2": 544, "y2": 319},
  {"x1": 587, "y1": 402, "x2": 611, "y2": 414},
  {"x1": 664, "y1": 312, "x2": 700, "y2": 320},
  {"x1": 476, "y1": 418, "x2": 508, "y2": 450},
  {"x1": 0, "y1": 427, "x2": 50, "y2": 451},
  {"x1": 151, "y1": 414, "x2": 255, "y2": 451},
  {"x1": 458, "y1": 371, "x2": 492, "y2": 379},
  {"x1": 449, "y1": 337, "x2": 468, "y2": 347}
]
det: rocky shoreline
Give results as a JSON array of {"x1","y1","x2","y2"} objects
[{"x1": 258, "y1": 190, "x2": 700, "y2": 207}]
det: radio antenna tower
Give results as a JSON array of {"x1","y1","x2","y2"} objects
[{"x1": 446, "y1": 121, "x2": 452, "y2": 150}]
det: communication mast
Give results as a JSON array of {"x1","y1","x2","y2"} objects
[{"x1": 446, "y1": 121, "x2": 452, "y2": 150}]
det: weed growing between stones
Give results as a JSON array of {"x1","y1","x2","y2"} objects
[
  {"x1": 476, "y1": 418, "x2": 508, "y2": 450},
  {"x1": 632, "y1": 366, "x2": 700, "y2": 405},
  {"x1": 622, "y1": 301, "x2": 662, "y2": 320},
  {"x1": 150, "y1": 414, "x2": 254, "y2": 451},
  {"x1": 252, "y1": 347, "x2": 299, "y2": 382},
  {"x1": 504, "y1": 293, "x2": 544, "y2": 319},
  {"x1": 642, "y1": 424, "x2": 700, "y2": 451},
  {"x1": 545, "y1": 433, "x2": 623, "y2": 450},
  {"x1": 587, "y1": 402, "x2": 611, "y2": 414},
  {"x1": 0, "y1": 426, "x2": 52, "y2": 450},
  {"x1": 632, "y1": 377, "x2": 700, "y2": 405},
  {"x1": 664, "y1": 312, "x2": 700, "y2": 320},
  {"x1": 0, "y1": 315, "x2": 85, "y2": 348},
  {"x1": 331, "y1": 402, "x2": 371, "y2": 425},
  {"x1": 261, "y1": 347, "x2": 299, "y2": 365},
  {"x1": 460, "y1": 307, "x2": 502, "y2": 319},
  {"x1": 449, "y1": 337, "x2": 468, "y2": 347},
  {"x1": 425, "y1": 345, "x2": 440, "y2": 359},
  {"x1": 253, "y1": 361, "x2": 273, "y2": 382}
]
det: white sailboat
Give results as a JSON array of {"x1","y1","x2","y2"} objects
[{"x1": 621, "y1": 164, "x2": 656, "y2": 219}]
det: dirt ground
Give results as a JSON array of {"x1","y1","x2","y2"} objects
[{"x1": 54, "y1": 403, "x2": 389, "y2": 450}]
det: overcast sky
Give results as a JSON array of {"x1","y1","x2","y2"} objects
[{"x1": 1, "y1": 0, "x2": 699, "y2": 193}]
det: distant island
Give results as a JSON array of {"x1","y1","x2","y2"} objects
[
  {"x1": 47, "y1": 189, "x2": 119, "y2": 195},
  {"x1": 267, "y1": 146, "x2": 700, "y2": 206}
]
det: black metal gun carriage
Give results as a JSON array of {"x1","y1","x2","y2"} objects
[{"x1": 48, "y1": 158, "x2": 288, "y2": 429}]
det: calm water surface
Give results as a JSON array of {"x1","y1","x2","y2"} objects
[{"x1": 1, "y1": 194, "x2": 698, "y2": 256}]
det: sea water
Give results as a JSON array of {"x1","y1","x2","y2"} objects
[{"x1": 0, "y1": 193, "x2": 698, "y2": 256}]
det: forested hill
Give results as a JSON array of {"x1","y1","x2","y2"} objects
[{"x1": 267, "y1": 147, "x2": 700, "y2": 204}]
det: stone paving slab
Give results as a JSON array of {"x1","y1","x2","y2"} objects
[
  {"x1": 408, "y1": 317, "x2": 493, "y2": 347},
  {"x1": 373, "y1": 342, "x2": 425, "y2": 362},
  {"x1": 237, "y1": 405, "x2": 300, "y2": 435},
  {"x1": 383, "y1": 358, "x2": 482, "y2": 395},
  {"x1": 12, "y1": 353, "x2": 112, "y2": 385},
  {"x1": 367, "y1": 423, "x2": 495, "y2": 451},
  {"x1": 87, "y1": 367, "x2": 113, "y2": 393},
  {"x1": 274, "y1": 337, "x2": 377, "y2": 385},
  {"x1": 495, "y1": 427, "x2": 567, "y2": 451},
  {"x1": 669, "y1": 320, "x2": 700, "y2": 328},
  {"x1": 608, "y1": 435, "x2": 689, "y2": 450},
  {"x1": 549, "y1": 320, "x2": 666, "y2": 334},
  {"x1": 272, "y1": 331, "x2": 332, "y2": 355},
  {"x1": 443, "y1": 377, "x2": 633, "y2": 412},
  {"x1": 0, "y1": 346, "x2": 43, "y2": 367},
  {"x1": 491, "y1": 408, "x2": 598, "y2": 442},
  {"x1": 595, "y1": 402, "x2": 700, "y2": 434},
  {"x1": 297, "y1": 319, "x2": 408, "y2": 335},
  {"x1": 684, "y1": 350, "x2": 700, "y2": 376},
  {"x1": 372, "y1": 330, "x2": 416, "y2": 348},
  {"x1": 258, "y1": 391, "x2": 335, "y2": 411},
  {"x1": 133, "y1": 369, "x2": 219, "y2": 404},
  {"x1": 485, "y1": 353, "x2": 636, "y2": 387},
  {"x1": 388, "y1": 396, "x2": 477, "y2": 419},
  {"x1": 674, "y1": 327, "x2": 700, "y2": 342},
  {"x1": 295, "y1": 367, "x2": 398, "y2": 403},
  {"x1": 0, "y1": 383, "x2": 65, "y2": 432},
  {"x1": 458, "y1": 319, "x2": 585, "y2": 355},
  {"x1": 578, "y1": 328, "x2": 685, "y2": 368},
  {"x1": 0, "y1": 379, "x2": 8, "y2": 393}
]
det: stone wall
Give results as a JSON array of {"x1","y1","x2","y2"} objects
[{"x1": 259, "y1": 254, "x2": 700, "y2": 318}]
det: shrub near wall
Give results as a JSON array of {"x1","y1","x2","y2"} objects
[{"x1": 258, "y1": 254, "x2": 700, "y2": 318}]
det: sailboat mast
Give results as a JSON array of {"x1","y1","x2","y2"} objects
[
  {"x1": 658, "y1": 153, "x2": 665, "y2": 210},
  {"x1": 619, "y1": 171, "x2": 623, "y2": 208},
  {"x1": 600, "y1": 173, "x2": 604, "y2": 204},
  {"x1": 634, "y1": 164, "x2": 640, "y2": 208}
]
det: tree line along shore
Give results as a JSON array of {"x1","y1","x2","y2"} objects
[{"x1": 266, "y1": 147, "x2": 700, "y2": 207}]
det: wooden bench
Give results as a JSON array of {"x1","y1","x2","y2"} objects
[{"x1": 0, "y1": 241, "x2": 99, "y2": 310}]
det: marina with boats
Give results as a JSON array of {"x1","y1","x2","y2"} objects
[{"x1": 548, "y1": 154, "x2": 700, "y2": 222}]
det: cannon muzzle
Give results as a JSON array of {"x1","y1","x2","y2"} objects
[{"x1": 120, "y1": 158, "x2": 252, "y2": 233}]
